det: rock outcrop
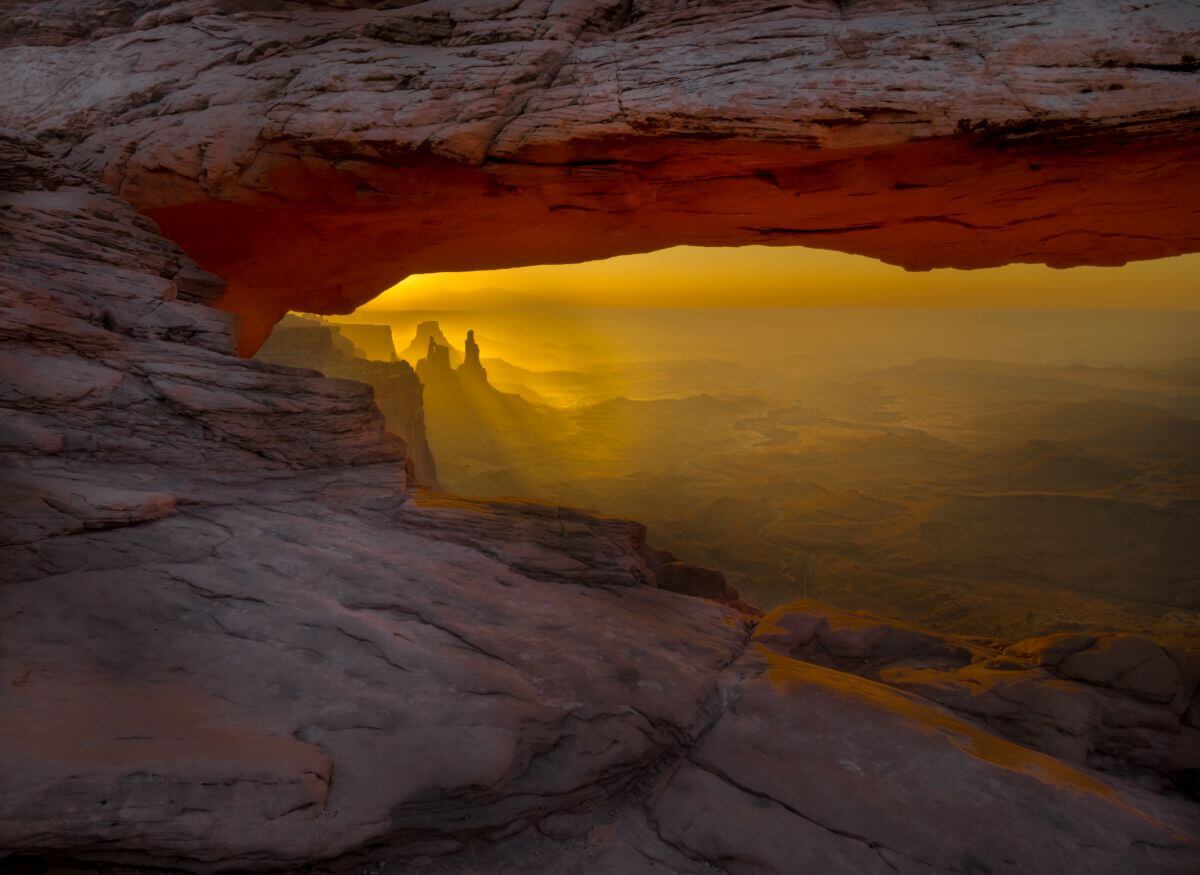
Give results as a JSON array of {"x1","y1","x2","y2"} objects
[
  {"x1": 0, "y1": 128, "x2": 750, "y2": 871},
  {"x1": 335, "y1": 322, "x2": 399, "y2": 362},
  {"x1": 2, "y1": 0, "x2": 1198, "y2": 349},
  {"x1": 639, "y1": 542, "x2": 756, "y2": 613},
  {"x1": 399, "y1": 321, "x2": 462, "y2": 368},
  {"x1": 3, "y1": 143, "x2": 1195, "y2": 865},
  {"x1": 256, "y1": 316, "x2": 439, "y2": 486},
  {"x1": 756, "y1": 601, "x2": 1200, "y2": 797},
  {"x1": 3, "y1": 2, "x2": 1200, "y2": 871},
  {"x1": 417, "y1": 336, "x2": 455, "y2": 382},
  {"x1": 0, "y1": 129, "x2": 406, "y2": 552},
  {"x1": 643, "y1": 645, "x2": 1198, "y2": 875},
  {"x1": 460, "y1": 329, "x2": 487, "y2": 382},
  {"x1": 414, "y1": 328, "x2": 549, "y2": 477}
]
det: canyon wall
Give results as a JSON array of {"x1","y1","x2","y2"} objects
[
  {"x1": 0, "y1": 129, "x2": 407, "y2": 554},
  {"x1": 256, "y1": 317, "x2": 439, "y2": 485}
]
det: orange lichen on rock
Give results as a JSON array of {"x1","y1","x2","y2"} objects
[{"x1": 761, "y1": 647, "x2": 1128, "y2": 804}]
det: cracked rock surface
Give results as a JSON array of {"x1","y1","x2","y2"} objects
[{"x1": 2, "y1": 0, "x2": 1198, "y2": 349}]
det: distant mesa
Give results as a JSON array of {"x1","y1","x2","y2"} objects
[
  {"x1": 274, "y1": 313, "x2": 368, "y2": 362},
  {"x1": 399, "y1": 320, "x2": 462, "y2": 367},
  {"x1": 336, "y1": 322, "x2": 399, "y2": 362},
  {"x1": 272, "y1": 314, "x2": 398, "y2": 364}
]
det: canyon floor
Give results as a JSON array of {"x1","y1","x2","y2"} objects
[{"x1": 326, "y1": 309, "x2": 1200, "y2": 649}]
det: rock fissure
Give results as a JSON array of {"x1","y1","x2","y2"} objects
[{"x1": 684, "y1": 755, "x2": 934, "y2": 869}]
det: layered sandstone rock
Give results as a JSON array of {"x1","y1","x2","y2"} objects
[
  {"x1": 0, "y1": 129, "x2": 405, "y2": 552},
  {"x1": 5, "y1": 142, "x2": 1191, "y2": 865},
  {"x1": 756, "y1": 600, "x2": 1200, "y2": 797},
  {"x1": 3, "y1": 2, "x2": 1200, "y2": 872},
  {"x1": 256, "y1": 316, "x2": 439, "y2": 485},
  {"x1": 0, "y1": 129, "x2": 751, "y2": 870},
  {"x1": 2, "y1": 0, "x2": 1198, "y2": 349}
]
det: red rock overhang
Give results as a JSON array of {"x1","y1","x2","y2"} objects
[{"x1": 142, "y1": 123, "x2": 1200, "y2": 354}]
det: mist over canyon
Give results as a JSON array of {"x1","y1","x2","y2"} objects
[
  {"x1": 3, "y1": 1, "x2": 1200, "y2": 873},
  {"x1": 278, "y1": 307, "x2": 1200, "y2": 647}
]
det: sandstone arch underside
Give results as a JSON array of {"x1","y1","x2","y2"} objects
[
  {"x1": 3, "y1": 0, "x2": 1198, "y2": 352},
  {"x1": 4, "y1": 3, "x2": 1200, "y2": 871}
]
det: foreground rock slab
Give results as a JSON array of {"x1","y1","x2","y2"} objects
[
  {"x1": 649, "y1": 647, "x2": 1199, "y2": 874},
  {"x1": 756, "y1": 600, "x2": 1200, "y2": 796},
  {"x1": 1, "y1": 489, "x2": 748, "y2": 868},
  {"x1": 331, "y1": 641, "x2": 1200, "y2": 875},
  {"x1": 0, "y1": 129, "x2": 748, "y2": 870}
]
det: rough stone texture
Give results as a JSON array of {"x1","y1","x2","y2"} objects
[
  {"x1": 0, "y1": 130, "x2": 406, "y2": 548},
  {"x1": 0, "y1": 130, "x2": 750, "y2": 869},
  {"x1": 647, "y1": 647, "x2": 1199, "y2": 875},
  {"x1": 256, "y1": 317, "x2": 439, "y2": 485},
  {"x1": 1, "y1": 490, "x2": 752, "y2": 869},
  {"x1": 756, "y1": 600, "x2": 1200, "y2": 797},
  {"x1": 2, "y1": 0, "x2": 1198, "y2": 349},
  {"x1": 638, "y1": 543, "x2": 757, "y2": 612},
  {"x1": 354, "y1": 645, "x2": 1200, "y2": 875},
  {"x1": 5, "y1": 130, "x2": 1196, "y2": 870},
  {"x1": 4, "y1": 2, "x2": 1200, "y2": 871}
]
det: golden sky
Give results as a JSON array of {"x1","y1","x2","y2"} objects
[{"x1": 362, "y1": 246, "x2": 1200, "y2": 311}]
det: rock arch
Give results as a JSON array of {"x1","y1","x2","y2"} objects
[
  {"x1": 2, "y1": 2, "x2": 1199, "y2": 871},
  {"x1": 3, "y1": 0, "x2": 1198, "y2": 350}
]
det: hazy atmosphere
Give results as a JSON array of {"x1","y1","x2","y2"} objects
[
  {"x1": 307, "y1": 250, "x2": 1200, "y2": 648},
  {"x1": 365, "y1": 245, "x2": 1200, "y2": 311}
]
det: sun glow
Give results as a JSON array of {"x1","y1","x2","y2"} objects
[{"x1": 362, "y1": 246, "x2": 1200, "y2": 312}]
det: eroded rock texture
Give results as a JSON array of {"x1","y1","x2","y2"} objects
[
  {"x1": 2, "y1": 0, "x2": 1199, "y2": 349},
  {"x1": 4, "y1": 126, "x2": 1198, "y2": 871},
  {"x1": 755, "y1": 601, "x2": 1200, "y2": 796},
  {"x1": 0, "y1": 130, "x2": 749, "y2": 869},
  {"x1": 256, "y1": 316, "x2": 439, "y2": 485},
  {"x1": 3, "y1": 2, "x2": 1200, "y2": 872}
]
